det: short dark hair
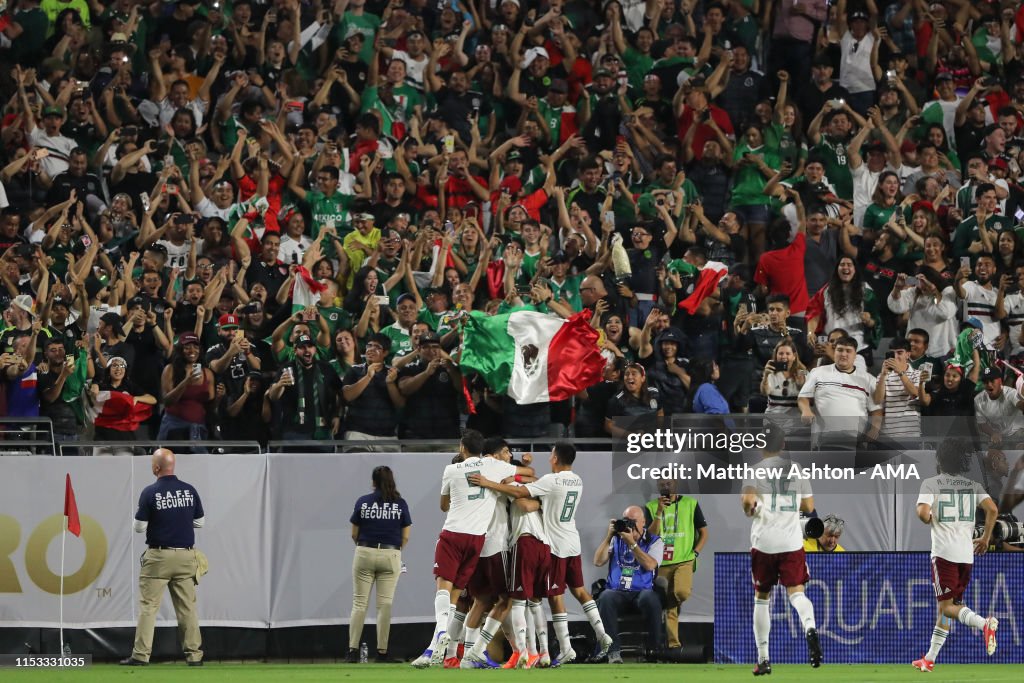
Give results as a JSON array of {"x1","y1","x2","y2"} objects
[
  {"x1": 461, "y1": 429, "x2": 485, "y2": 457},
  {"x1": 552, "y1": 441, "x2": 576, "y2": 466},
  {"x1": 766, "y1": 294, "x2": 791, "y2": 308},
  {"x1": 483, "y1": 437, "x2": 509, "y2": 456},
  {"x1": 833, "y1": 335, "x2": 858, "y2": 351},
  {"x1": 907, "y1": 328, "x2": 930, "y2": 344},
  {"x1": 936, "y1": 438, "x2": 969, "y2": 476},
  {"x1": 889, "y1": 337, "x2": 910, "y2": 352}
]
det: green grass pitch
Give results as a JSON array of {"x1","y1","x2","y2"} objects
[{"x1": 6, "y1": 663, "x2": 1023, "y2": 682}]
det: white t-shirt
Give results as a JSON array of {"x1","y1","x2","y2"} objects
[
  {"x1": 962, "y1": 281, "x2": 1001, "y2": 344},
  {"x1": 917, "y1": 474, "x2": 989, "y2": 563},
  {"x1": 974, "y1": 386, "x2": 1024, "y2": 436},
  {"x1": 880, "y1": 368, "x2": 921, "y2": 438},
  {"x1": 279, "y1": 234, "x2": 313, "y2": 266},
  {"x1": 440, "y1": 456, "x2": 517, "y2": 535},
  {"x1": 745, "y1": 455, "x2": 813, "y2": 554},
  {"x1": 392, "y1": 50, "x2": 429, "y2": 88},
  {"x1": 1003, "y1": 291, "x2": 1024, "y2": 356},
  {"x1": 509, "y1": 483, "x2": 548, "y2": 545},
  {"x1": 839, "y1": 31, "x2": 876, "y2": 94},
  {"x1": 196, "y1": 197, "x2": 235, "y2": 221},
  {"x1": 799, "y1": 363, "x2": 880, "y2": 419},
  {"x1": 526, "y1": 470, "x2": 584, "y2": 558},
  {"x1": 29, "y1": 127, "x2": 77, "y2": 177},
  {"x1": 157, "y1": 97, "x2": 207, "y2": 128},
  {"x1": 851, "y1": 162, "x2": 901, "y2": 227},
  {"x1": 157, "y1": 239, "x2": 193, "y2": 271}
]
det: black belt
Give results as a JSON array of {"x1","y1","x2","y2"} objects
[
  {"x1": 357, "y1": 542, "x2": 400, "y2": 550},
  {"x1": 149, "y1": 546, "x2": 194, "y2": 550}
]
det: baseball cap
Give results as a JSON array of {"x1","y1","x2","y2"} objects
[
  {"x1": 935, "y1": 71, "x2": 954, "y2": 82},
  {"x1": 294, "y1": 333, "x2": 315, "y2": 348},
  {"x1": 424, "y1": 286, "x2": 447, "y2": 298},
  {"x1": 980, "y1": 366, "x2": 1002, "y2": 382},
  {"x1": 42, "y1": 105, "x2": 65, "y2": 118},
  {"x1": 128, "y1": 295, "x2": 150, "y2": 311},
  {"x1": 507, "y1": 150, "x2": 523, "y2": 162},
  {"x1": 966, "y1": 317, "x2": 985, "y2": 330},
  {"x1": 548, "y1": 78, "x2": 568, "y2": 94},
  {"x1": 396, "y1": 293, "x2": 417, "y2": 306},
  {"x1": 549, "y1": 251, "x2": 570, "y2": 264},
  {"x1": 419, "y1": 330, "x2": 441, "y2": 345},
  {"x1": 51, "y1": 296, "x2": 70, "y2": 309},
  {"x1": 594, "y1": 68, "x2": 615, "y2": 79},
  {"x1": 218, "y1": 313, "x2": 240, "y2": 329},
  {"x1": 990, "y1": 157, "x2": 1009, "y2": 171},
  {"x1": 178, "y1": 332, "x2": 200, "y2": 346},
  {"x1": 11, "y1": 294, "x2": 34, "y2": 315},
  {"x1": 849, "y1": 10, "x2": 869, "y2": 20}
]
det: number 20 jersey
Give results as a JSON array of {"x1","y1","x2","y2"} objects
[
  {"x1": 526, "y1": 471, "x2": 583, "y2": 558},
  {"x1": 744, "y1": 456, "x2": 813, "y2": 554},
  {"x1": 917, "y1": 474, "x2": 989, "y2": 564},
  {"x1": 441, "y1": 456, "x2": 518, "y2": 535}
]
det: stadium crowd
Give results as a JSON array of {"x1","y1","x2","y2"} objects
[{"x1": 5, "y1": 0, "x2": 1024, "y2": 449}]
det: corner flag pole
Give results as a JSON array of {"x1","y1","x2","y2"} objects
[
  {"x1": 59, "y1": 519, "x2": 66, "y2": 655},
  {"x1": 61, "y1": 474, "x2": 81, "y2": 655}
]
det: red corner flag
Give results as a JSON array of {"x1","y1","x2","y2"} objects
[{"x1": 64, "y1": 474, "x2": 81, "y2": 537}]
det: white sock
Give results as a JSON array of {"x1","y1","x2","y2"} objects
[
  {"x1": 581, "y1": 599, "x2": 607, "y2": 639},
  {"x1": 957, "y1": 606, "x2": 986, "y2": 630},
  {"x1": 501, "y1": 613, "x2": 516, "y2": 651},
  {"x1": 510, "y1": 600, "x2": 528, "y2": 654},
  {"x1": 465, "y1": 627, "x2": 479, "y2": 652},
  {"x1": 431, "y1": 590, "x2": 451, "y2": 649},
  {"x1": 446, "y1": 610, "x2": 466, "y2": 658},
  {"x1": 788, "y1": 591, "x2": 816, "y2": 631},
  {"x1": 925, "y1": 625, "x2": 948, "y2": 661},
  {"x1": 552, "y1": 612, "x2": 571, "y2": 655},
  {"x1": 754, "y1": 598, "x2": 771, "y2": 662},
  {"x1": 470, "y1": 616, "x2": 502, "y2": 657},
  {"x1": 525, "y1": 601, "x2": 538, "y2": 655}
]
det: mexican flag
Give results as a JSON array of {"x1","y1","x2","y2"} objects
[
  {"x1": 669, "y1": 260, "x2": 729, "y2": 314},
  {"x1": 460, "y1": 309, "x2": 605, "y2": 404},
  {"x1": 91, "y1": 391, "x2": 152, "y2": 432},
  {"x1": 291, "y1": 265, "x2": 326, "y2": 314}
]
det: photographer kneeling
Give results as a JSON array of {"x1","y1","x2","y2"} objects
[{"x1": 593, "y1": 506, "x2": 664, "y2": 664}]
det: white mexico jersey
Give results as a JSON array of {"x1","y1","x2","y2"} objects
[
  {"x1": 526, "y1": 471, "x2": 583, "y2": 558},
  {"x1": 917, "y1": 474, "x2": 989, "y2": 564},
  {"x1": 745, "y1": 456, "x2": 813, "y2": 554},
  {"x1": 481, "y1": 495, "x2": 511, "y2": 557},
  {"x1": 509, "y1": 483, "x2": 548, "y2": 545},
  {"x1": 441, "y1": 456, "x2": 517, "y2": 535}
]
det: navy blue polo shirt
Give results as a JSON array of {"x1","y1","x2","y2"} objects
[
  {"x1": 349, "y1": 492, "x2": 411, "y2": 547},
  {"x1": 135, "y1": 475, "x2": 204, "y2": 548}
]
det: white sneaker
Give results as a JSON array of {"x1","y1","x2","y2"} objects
[
  {"x1": 983, "y1": 617, "x2": 998, "y2": 656},
  {"x1": 430, "y1": 633, "x2": 449, "y2": 667},
  {"x1": 410, "y1": 652, "x2": 432, "y2": 669},
  {"x1": 460, "y1": 651, "x2": 489, "y2": 669},
  {"x1": 552, "y1": 648, "x2": 576, "y2": 667},
  {"x1": 596, "y1": 634, "x2": 614, "y2": 658},
  {"x1": 538, "y1": 653, "x2": 551, "y2": 668}
]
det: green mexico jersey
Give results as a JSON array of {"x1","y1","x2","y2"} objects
[{"x1": 814, "y1": 134, "x2": 853, "y2": 200}]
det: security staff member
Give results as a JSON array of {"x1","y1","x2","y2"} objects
[
  {"x1": 121, "y1": 448, "x2": 206, "y2": 667},
  {"x1": 348, "y1": 466, "x2": 411, "y2": 663},
  {"x1": 645, "y1": 480, "x2": 709, "y2": 654}
]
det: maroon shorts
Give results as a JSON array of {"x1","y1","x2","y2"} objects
[
  {"x1": 467, "y1": 552, "x2": 508, "y2": 598},
  {"x1": 750, "y1": 548, "x2": 809, "y2": 592},
  {"x1": 931, "y1": 556, "x2": 972, "y2": 603},
  {"x1": 509, "y1": 536, "x2": 551, "y2": 600},
  {"x1": 547, "y1": 554, "x2": 584, "y2": 597},
  {"x1": 434, "y1": 530, "x2": 486, "y2": 589}
]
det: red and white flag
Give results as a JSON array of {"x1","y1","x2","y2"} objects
[
  {"x1": 92, "y1": 390, "x2": 152, "y2": 432},
  {"x1": 64, "y1": 474, "x2": 81, "y2": 537}
]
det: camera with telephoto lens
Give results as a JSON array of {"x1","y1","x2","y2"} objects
[
  {"x1": 803, "y1": 517, "x2": 824, "y2": 540},
  {"x1": 980, "y1": 514, "x2": 1024, "y2": 545},
  {"x1": 614, "y1": 518, "x2": 637, "y2": 534}
]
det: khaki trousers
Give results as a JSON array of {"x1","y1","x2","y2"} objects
[
  {"x1": 350, "y1": 547, "x2": 402, "y2": 651},
  {"x1": 132, "y1": 548, "x2": 203, "y2": 663},
  {"x1": 661, "y1": 560, "x2": 695, "y2": 649}
]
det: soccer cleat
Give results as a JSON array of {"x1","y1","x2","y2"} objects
[
  {"x1": 443, "y1": 657, "x2": 461, "y2": 669},
  {"x1": 911, "y1": 655, "x2": 934, "y2": 672},
  {"x1": 596, "y1": 633, "x2": 614, "y2": 659},
  {"x1": 551, "y1": 648, "x2": 576, "y2": 667},
  {"x1": 752, "y1": 660, "x2": 772, "y2": 676},
  {"x1": 515, "y1": 652, "x2": 529, "y2": 669},
  {"x1": 806, "y1": 628, "x2": 823, "y2": 667},
  {"x1": 460, "y1": 651, "x2": 492, "y2": 669},
  {"x1": 501, "y1": 652, "x2": 520, "y2": 669},
  {"x1": 608, "y1": 651, "x2": 623, "y2": 664},
  {"x1": 530, "y1": 653, "x2": 545, "y2": 668},
  {"x1": 410, "y1": 651, "x2": 432, "y2": 669},
  {"x1": 984, "y1": 617, "x2": 998, "y2": 656},
  {"x1": 429, "y1": 633, "x2": 449, "y2": 667}
]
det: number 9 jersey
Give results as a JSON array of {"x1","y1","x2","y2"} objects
[
  {"x1": 744, "y1": 456, "x2": 813, "y2": 554},
  {"x1": 917, "y1": 474, "x2": 990, "y2": 564},
  {"x1": 441, "y1": 456, "x2": 518, "y2": 535}
]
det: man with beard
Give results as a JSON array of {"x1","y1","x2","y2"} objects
[
  {"x1": 954, "y1": 253, "x2": 1003, "y2": 346},
  {"x1": 268, "y1": 333, "x2": 341, "y2": 450},
  {"x1": 206, "y1": 313, "x2": 261, "y2": 440},
  {"x1": 861, "y1": 230, "x2": 909, "y2": 336},
  {"x1": 341, "y1": 333, "x2": 404, "y2": 451},
  {"x1": 717, "y1": 45, "x2": 770, "y2": 132},
  {"x1": 397, "y1": 331, "x2": 462, "y2": 440},
  {"x1": 685, "y1": 140, "x2": 732, "y2": 223},
  {"x1": 951, "y1": 183, "x2": 1007, "y2": 260},
  {"x1": 537, "y1": 79, "x2": 579, "y2": 147},
  {"x1": 579, "y1": 69, "x2": 624, "y2": 152},
  {"x1": 795, "y1": 54, "x2": 850, "y2": 126},
  {"x1": 373, "y1": 174, "x2": 417, "y2": 227},
  {"x1": 425, "y1": 68, "x2": 490, "y2": 145}
]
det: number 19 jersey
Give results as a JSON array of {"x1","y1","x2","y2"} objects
[
  {"x1": 744, "y1": 456, "x2": 813, "y2": 554},
  {"x1": 917, "y1": 474, "x2": 989, "y2": 564},
  {"x1": 441, "y1": 456, "x2": 517, "y2": 535},
  {"x1": 526, "y1": 471, "x2": 582, "y2": 558}
]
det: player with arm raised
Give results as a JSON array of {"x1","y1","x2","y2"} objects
[
  {"x1": 912, "y1": 438, "x2": 999, "y2": 672},
  {"x1": 471, "y1": 441, "x2": 613, "y2": 667},
  {"x1": 410, "y1": 430, "x2": 534, "y2": 669},
  {"x1": 741, "y1": 423, "x2": 821, "y2": 676}
]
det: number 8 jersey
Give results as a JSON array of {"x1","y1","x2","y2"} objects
[
  {"x1": 526, "y1": 471, "x2": 583, "y2": 558},
  {"x1": 441, "y1": 456, "x2": 518, "y2": 535},
  {"x1": 744, "y1": 456, "x2": 813, "y2": 554},
  {"x1": 917, "y1": 474, "x2": 990, "y2": 564}
]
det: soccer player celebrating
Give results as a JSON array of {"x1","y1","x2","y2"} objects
[
  {"x1": 471, "y1": 442, "x2": 614, "y2": 666},
  {"x1": 411, "y1": 430, "x2": 533, "y2": 668},
  {"x1": 913, "y1": 439, "x2": 999, "y2": 672},
  {"x1": 741, "y1": 424, "x2": 822, "y2": 676}
]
